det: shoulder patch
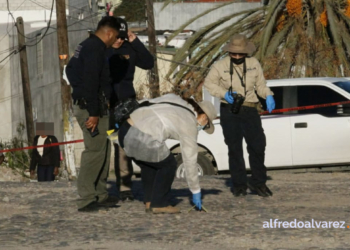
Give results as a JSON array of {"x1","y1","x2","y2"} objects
[{"x1": 74, "y1": 45, "x2": 82, "y2": 58}]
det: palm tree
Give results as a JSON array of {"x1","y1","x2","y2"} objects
[
  {"x1": 163, "y1": 0, "x2": 350, "y2": 92},
  {"x1": 114, "y1": 0, "x2": 146, "y2": 22}
]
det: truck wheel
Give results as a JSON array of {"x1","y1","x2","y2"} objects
[{"x1": 175, "y1": 152, "x2": 216, "y2": 179}]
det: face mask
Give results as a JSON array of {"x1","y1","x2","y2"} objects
[
  {"x1": 197, "y1": 124, "x2": 206, "y2": 131},
  {"x1": 231, "y1": 57, "x2": 245, "y2": 65}
]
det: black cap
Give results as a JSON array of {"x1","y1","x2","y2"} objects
[{"x1": 116, "y1": 17, "x2": 128, "y2": 38}]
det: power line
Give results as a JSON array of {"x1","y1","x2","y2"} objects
[
  {"x1": 0, "y1": 0, "x2": 28, "y2": 44},
  {"x1": 86, "y1": 0, "x2": 97, "y2": 28},
  {"x1": 0, "y1": 50, "x2": 18, "y2": 64},
  {"x1": 0, "y1": 9, "x2": 100, "y2": 60},
  {"x1": 24, "y1": 0, "x2": 55, "y2": 48},
  {"x1": 0, "y1": 0, "x2": 54, "y2": 65},
  {"x1": 28, "y1": 0, "x2": 98, "y2": 29},
  {"x1": 7, "y1": 0, "x2": 33, "y2": 40},
  {"x1": 0, "y1": 45, "x2": 19, "y2": 55}
]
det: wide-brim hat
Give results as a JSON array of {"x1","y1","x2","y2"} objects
[
  {"x1": 222, "y1": 34, "x2": 256, "y2": 55},
  {"x1": 197, "y1": 100, "x2": 217, "y2": 134}
]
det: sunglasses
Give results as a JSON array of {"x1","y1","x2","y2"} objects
[
  {"x1": 116, "y1": 36, "x2": 126, "y2": 41},
  {"x1": 229, "y1": 52, "x2": 247, "y2": 56}
]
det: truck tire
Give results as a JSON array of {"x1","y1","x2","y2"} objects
[{"x1": 175, "y1": 152, "x2": 216, "y2": 178}]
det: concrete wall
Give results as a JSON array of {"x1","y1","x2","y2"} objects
[
  {"x1": 134, "y1": 51, "x2": 176, "y2": 98},
  {"x1": 0, "y1": 0, "x2": 98, "y2": 24},
  {"x1": 0, "y1": 34, "x2": 12, "y2": 141},
  {"x1": 7, "y1": 30, "x2": 63, "y2": 145},
  {"x1": 154, "y1": 1, "x2": 261, "y2": 31},
  {"x1": 0, "y1": 0, "x2": 60, "y2": 24},
  {"x1": 0, "y1": 1, "x2": 100, "y2": 167},
  {"x1": 0, "y1": 0, "x2": 56, "y2": 11}
]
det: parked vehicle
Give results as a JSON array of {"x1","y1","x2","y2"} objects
[{"x1": 133, "y1": 78, "x2": 350, "y2": 177}]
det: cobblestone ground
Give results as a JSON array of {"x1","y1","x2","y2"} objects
[{"x1": 0, "y1": 171, "x2": 350, "y2": 250}]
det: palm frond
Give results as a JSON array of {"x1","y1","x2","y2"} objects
[
  {"x1": 161, "y1": 0, "x2": 350, "y2": 89},
  {"x1": 265, "y1": 19, "x2": 295, "y2": 56},
  {"x1": 165, "y1": 1, "x2": 244, "y2": 45},
  {"x1": 259, "y1": 0, "x2": 287, "y2": 59},
  {"x1": 165, "y1": 7, "x2": 264, "y2": 79}
]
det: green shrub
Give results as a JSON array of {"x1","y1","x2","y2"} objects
[{"x1": 0, "y1": 123, "x2": 31, "y2": 178}]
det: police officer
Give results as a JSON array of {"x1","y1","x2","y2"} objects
[
  {"x1": 204, "y1": 34, "x2": 275, "y2": 197},
  {"x1": 107, "y1": 17, "x2": 154, "y2": 202},
  {"x1": 66, "y1": 16, "x2": 120, "y2": 212}
]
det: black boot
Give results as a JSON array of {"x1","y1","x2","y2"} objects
[
  {"x1": 232, "y1": 186, "x2": 247, "y2": 197},
  {"x1": 120, "y1": 191, "x2": 134, "y2": 202},
  {"x1": 98, "y1": 195, "x2": 119, "y2": 207},
  {"x1": 248, "y1": 183, "x2": 273, "y2": 197},
  {"x1": 78, "y1": 201, "x2": 99, "y2": 212}
]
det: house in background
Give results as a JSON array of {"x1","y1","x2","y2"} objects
[
  {"x1": 0, "y1": 0, "x2": 99, "y2": 142},
  {"x1": 154, "y1": 0, "x2": 262, "y2": 31},
  {"x1": 0, "y1": 0, "x2": 101, "y2": 174},
  {"x1": 0, "y1": 0, "x2": 263, "y2": 172}
]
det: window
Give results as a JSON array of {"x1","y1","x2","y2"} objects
[
  {"x1": 333, "y1": 81, "x2": 350, "y2": 94},
  {"x1": 297, "y1": 85, "x2": 348, "y2": 117},
  {"x1": 36, "y1": 35, "x2": 43, "y2": 76},
  {"x1": 258, "y1": 86, "x2": 296, "y2": 115}
]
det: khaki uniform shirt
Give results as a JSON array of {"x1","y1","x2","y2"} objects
[{"x1": 204, "y1": 56, "x2": 273, "y2": 103}]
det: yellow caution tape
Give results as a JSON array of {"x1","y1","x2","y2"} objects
[{"x1": 106, "y1": 129, "x2": 115, "y2": 136}]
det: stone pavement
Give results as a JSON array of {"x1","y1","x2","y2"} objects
[{"x1": 0, "y1": 171, "x2": 350, "y2": 250}]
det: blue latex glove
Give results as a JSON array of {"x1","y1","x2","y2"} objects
[
  {"x1": 266, "y1": 95, "x2": 275, "y2": 113},
  {"x1": 224, "y1": 91, "x2": 236, "y2": 104},
  {"x1": 115, "y1": 123, "x2": 119, "y2": 129},
  {"x1": 192, "y1": 192, "x2": 202, "y2": 210}
]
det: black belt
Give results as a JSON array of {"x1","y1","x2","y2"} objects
[
  {"x1": 73, "y1": 99, "x2": 87, "y2": 109},
  {"x1": 221, "y1": 102, "x2": 257, "y2": 109},
  {"x1": 73, "y1": 99, "x2": 84, "y2": 105},
  {"x1": 220, "y1": 103, "x2": 230, "y2": 108}
]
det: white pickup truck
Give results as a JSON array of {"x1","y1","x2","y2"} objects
[{"x1": 133, "y1": 77, "x2": 350, "y2": 177}]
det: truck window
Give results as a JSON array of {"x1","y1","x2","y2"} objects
[
  {"x1": 297, "y1": 85, "x2": 349, "y2": 117},
  {"x1": 259, "y1": 86, "x2": 296, "y2": 115}
]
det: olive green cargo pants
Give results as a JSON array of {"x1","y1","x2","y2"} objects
[{"x1": 73, "y1": 105, "x2": 111, "y2": 209}]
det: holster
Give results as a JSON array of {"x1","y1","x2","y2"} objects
[
  {"x1": 99, "y1": 92, "x2": 110, "y2": 117},
  {"x1": 74, "y1": 99, "x2": 87, "y2": 110}
]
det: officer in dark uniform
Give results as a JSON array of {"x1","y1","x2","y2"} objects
[
  {"x1": 66, "y1": 16, "x2": 120, "y2": 212},
  {"x1": 107, "y1": 17, "x2": 154, "y2": 202}
]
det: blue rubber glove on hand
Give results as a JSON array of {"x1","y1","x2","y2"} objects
[
  {"x1": 115, "y1": 123, "x2": 119, "y2": 129},
  {"x1": 224, "y1": 91, "x2": 235, "y2": 104},
  {"x1": 225, "y1": 91, "x2": 233, "y2": 104},
  {"x1": 192, "y1": 192, "x2": 202, "y2": 210},
  {"x1": 266, "y1": 95, "x2": 275, "y2": 113}
]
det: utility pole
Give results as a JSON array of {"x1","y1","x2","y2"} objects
[
  {"x1": 146, "y1": 0, "x2": 160, "y2": 98},
  {"x1": 56, "y1": 0, "x2": 77, "y2": 178},
  {"x1": 16, "y1": 17, "x2": 35, "y2": 146}
]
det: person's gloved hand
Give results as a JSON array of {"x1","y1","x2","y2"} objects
[
  {"x1": 192, "y1": 192, "x2": 202, "y2": 210},
  {"x1": 224, "y1": 91, "x2": 235, "y2": 104},
  {"x1": 266, "y1": 95, "x2": 275, "y2": 113},
  {"x1": 115, "y1": 123, "x2": 119, "y2": 129}
]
